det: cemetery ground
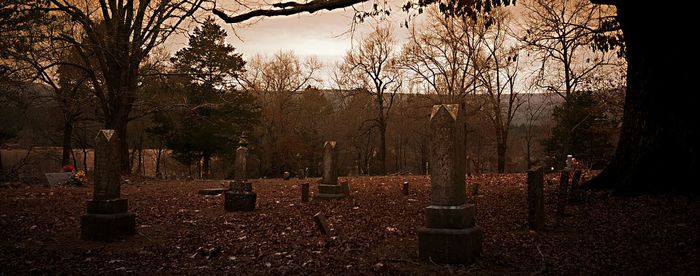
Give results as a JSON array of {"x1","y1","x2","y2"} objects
[{"x1": 1, "y1": 174, "x2": 698, "y2": 275}]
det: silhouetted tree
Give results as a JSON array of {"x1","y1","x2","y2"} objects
[
  {"x1": 163, "y1": 18, "x2": 258, "y2": 179},
  {"x1": 339, "y1": 26, "x2": 402, "y2": 175}
]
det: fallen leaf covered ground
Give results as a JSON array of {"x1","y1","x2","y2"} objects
[{"x1": 1, "y1": 173, "x2": 698, "y2": 275}]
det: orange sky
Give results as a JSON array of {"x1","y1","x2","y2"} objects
[{"x1": 165, "y1": 2, "x2": 412, "y2": 71}]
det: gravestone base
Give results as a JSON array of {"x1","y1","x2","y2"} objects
[
  {"x1": 81, "y1": 199, "x2": 136, "y2": 241},
  {"x1": 314, "y1": 184, "x2": 346, "y2": 200},
  {"x1": 418, "y1": 226, "x2": 482, "y2": 264},
  {"x1": 224, "y1": 191, "x2": 256, "y2": 212}
]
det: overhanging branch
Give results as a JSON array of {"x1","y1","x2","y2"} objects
[{"x1": 213, "y1": 0, "x2": 368, "y2": 23}]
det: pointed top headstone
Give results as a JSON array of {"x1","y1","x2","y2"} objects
[
  {"x1": 430, "y1": 104, "x2": 460, "y2": 121},
  {"x1": 429, "y1": 104, "x2": 466, "y2": 206},
  {"x1": 96, "y1": 129, "x2": 116, "y2": 142}
]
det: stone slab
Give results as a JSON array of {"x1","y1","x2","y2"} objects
[
  {"x1": 418, "y1": 226, "x2": 483, "y2": 264},
  {"x1": 313, "y1": 193, "x2": 346, "y2": 200},
  {"x1": 224, "y1": 191, "x2": 256, "y2": 212},
  {"x1": 198, "y1": 188, "x2": 229, "y2": 195},
  {"x1": 45, "y1": 172, "x2": 72, "y2": 186},
  {"x1": 81, "y1": 212, "x2": 136, "y2": 242},
  {"x1": 424, "y1": 204, "x2": 475, "y2": 229}
]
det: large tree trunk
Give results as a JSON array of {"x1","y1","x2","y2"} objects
[
  {"x1": 61, "y1": 119, "x2": 73, "y2": 166},
  {"x1": 378, "y1": 123, "x2": 387, "y2": 175},
  {"x1": 202, "y1": 151, "x2": 211, "y2": 179},
  {"x1": 497, "y1": 141, "x2": 507, "y2": 173},
  {"x1": 155, "y1": 146, "x2": 163, "y2": 179},
  {"x1": 585, "y1": 1, "x2": 699, "y2": 195}
]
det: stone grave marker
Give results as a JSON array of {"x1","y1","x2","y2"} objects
[
  {"x1": 225, "y1": 133, "x2": 256, "y2": 212},
  {"x1": 45, "y1": 172, "x2": 72, "y2": 186},
  {"x1": 417, "y1": 104, "x2": 483, "y2": 264},
  {"x1": 556, "y1": 169, "x2": 570, "y2": 222},
  {"x1": 80, "y1": 130, "x2": 136, "y2": 241},
  {"x1": 301, "y1": 183, "x2": 310, "y2": 203},
  {"x1": 313, "y1": 212, "x2": 330, "y2": 235},
  {"x1": 340, "y1": 180, "x2": 350, "y2": 197},
  {"x1": 569, "y1": 170, "x2": 583, "y2": 202},
  {"x1": 527, "y1": 166, "x2": 545, "y2": 231},
  {"x1": 198, "y1": 188, "x2": 228, "y2": 195},
  {"x1": 313, "y1": 141, "x2": 345, "y2": 200}
]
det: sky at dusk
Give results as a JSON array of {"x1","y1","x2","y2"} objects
[{"x1": 165, "y1": 3, "x2": 414, "y2": 86}]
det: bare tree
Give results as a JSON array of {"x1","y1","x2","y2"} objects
[
  {"x1": 475, "y1": 8, "x2": 524, "y2": 173},
  {"x1": 242, "y1": 51, "x2": 322, "y2": 176},
  {"x1": 521, "y1": 0, "x2": 620, "y2": 101},
  {"x1": 521, "y1": 92, "x2": 552, "y2": 169},
  {"x1": 23, "y1": 0, "x2": 210, "y2": 174},
  {"x1": 339, "y1": 25, "x2": 402, "y2": 175},
  {"x1": 400, "y1": 7, "x2": 482, "y2": 102}
]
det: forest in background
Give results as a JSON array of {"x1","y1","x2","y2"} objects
[{"x1": 1, "y1": 0, "x2": 626, "y2": 181}]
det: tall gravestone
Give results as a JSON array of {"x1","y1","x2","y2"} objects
[
  {"x1": 569, "y1": 169, "x2": 583, "y2": 202},
  {"x1": 556, "y1": 169, "x2": 570, "y2": 223},
  {"x1": 418, "y1": 104, "x2": 483, "y2": 264},
  {"x1": 314, "y1": 141, "x2": 346, "y2": 200},
  {"x1": 225, "y1": 133, "x2": 256, "y2": 211},
  {"x1": 81, "y1": 130, "x2": 136, "y2": 241},
  {"x1": 527, "y1": 166, "x2": 545, "y2": 230}
]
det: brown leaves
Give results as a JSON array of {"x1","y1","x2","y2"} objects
[{"x1": 0, "y1": 174, "x2": 698, "y2": 274}]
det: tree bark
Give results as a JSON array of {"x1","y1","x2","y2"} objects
[
  {"x1": 155, "y1": 146, "x2": 163, "y2": 179},
  {"x1": 497, "y1": 140, "x2": 507, "y2": 173},
  {"x1": 202, "y1": 151, "x2": 211, "y2": 180},
  {"x1": 61, "y1": 118, "x2": 73, "y2": 167},
  {"x1": 585, "y1": 1, "x2": 699, "y2": 195},
  {"x1": 378, "y1": 123, "x2": 387, "y2": 175}
]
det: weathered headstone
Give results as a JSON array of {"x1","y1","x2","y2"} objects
[
  {"x1": 313, "y1": 141, "x2": 345, "y2": 200},
  {"x1": 527, "y1": 166, "x2": 545, "y2": 231},
  {"x1": 80, "y1": 130, "x2": 136, "y2": 241},
  {"x1": 313, "y1": 212, "x2": 330, "y2": 235},
  {"x1": 234, "y1": 134, "x2": 248, "y2": 182},
  {"x1": 45, "y1": 172, "x2": 73, "y2": 186},
  {"x1": 418, "y1": 104, "x2": 483, "y2": 264},
  {"x1": 340, "y1": 180, "x2": 350, "y2": 197},
  {"x1": 283, "y1": 171, "x2": 291, "y2": 180},
  {"x1": 403, "y1": 181, "x2": 409, "y2": 196},
  {"x1": 301, "y1": 182, "x2": 310, "y2": 203},
  {"x1": 556, "y1": 169, "x2": 571, "y2": 223},
  {"x1": 225, "y1": 133, "x2": 256, "y2": 212},
  {"x1": 569, "y1": 170, "x2": 583, "y2": 202}
]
